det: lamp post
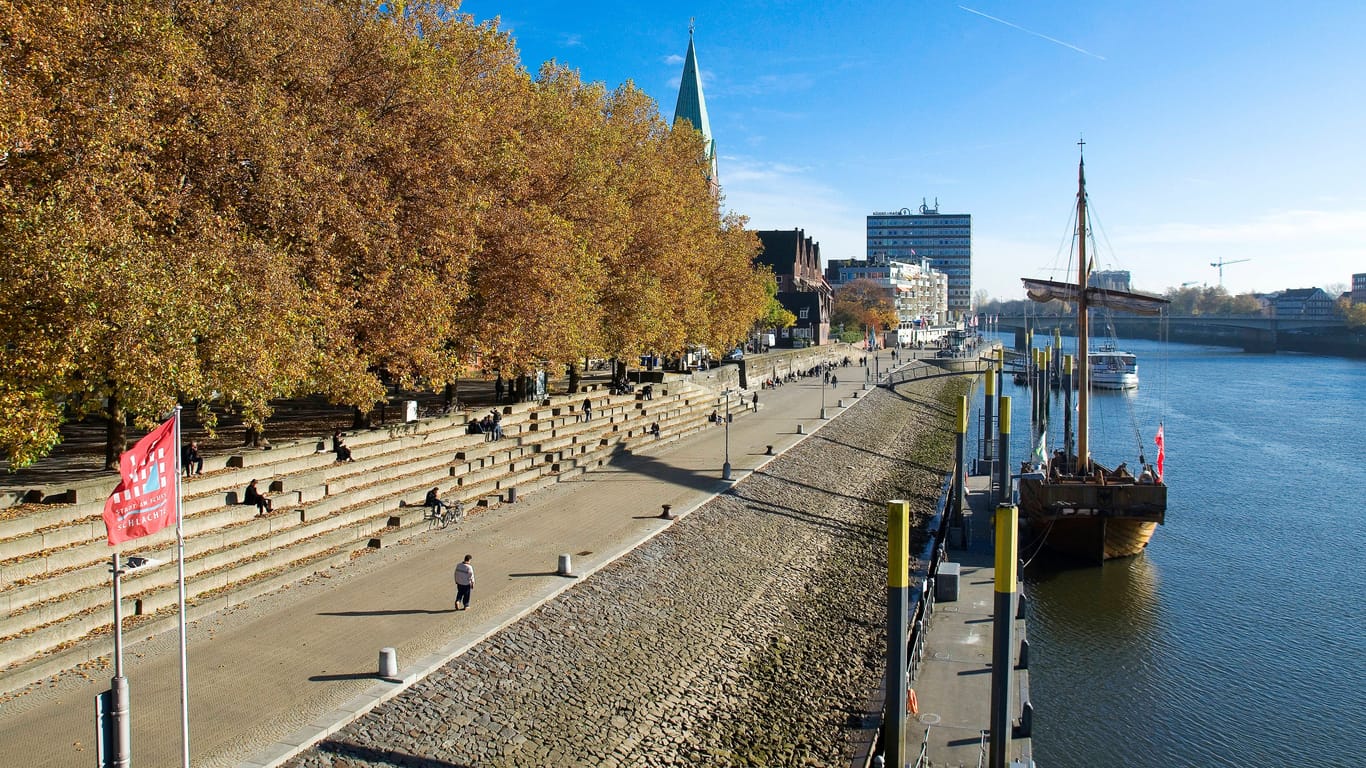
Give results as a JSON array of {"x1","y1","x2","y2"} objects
[
  {"x1": 722, "y1": 388, "x2": 733, "y2": 480},
  {"x1": 820, "y1": 370, "x2": 827, "y2": 419}
]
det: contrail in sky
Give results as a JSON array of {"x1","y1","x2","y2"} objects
[{"x1": 958, "y1": 5, "x2": 1107, "y2": 61}]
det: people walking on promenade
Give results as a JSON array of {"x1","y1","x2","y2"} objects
[
  {"x1": 454, "y1": 555, "x2": 474, "y2": 611},
  {"x1": 582, "y1": 397, "x2": 593, "y2": 422}
]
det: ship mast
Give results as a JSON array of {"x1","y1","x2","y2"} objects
[{"x1": 1075, "y1": 144, "x2": 1090, "y2": 475}]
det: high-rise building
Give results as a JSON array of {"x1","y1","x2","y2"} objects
[
  {"x1": 866, "y1": 200, "x2": 971, "y2": 320},
  {"x1": 1089, "y1": 270, "x2": 1132, "y2": 292},
  {"x1": 672, "y1": 27, "x2": 718, "y2": 192}
]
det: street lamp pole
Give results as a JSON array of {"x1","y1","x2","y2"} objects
[
  {"x1": 722, "y1": 388, "x2": 733, "y2": 480},
  {"x1": 820, "y1": 369, "x2": 827, "y2": 419}
]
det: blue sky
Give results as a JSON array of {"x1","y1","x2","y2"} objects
[{"x1": 458, "y1": 1, "x2": 1366, "y2": 300}]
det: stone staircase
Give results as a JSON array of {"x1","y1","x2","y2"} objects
[{"x1": 0, "y1": 377, "x2": 758, "y2": 693}]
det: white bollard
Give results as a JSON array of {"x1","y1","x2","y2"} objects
[
  {"x1": 378, "y1": 647, "x2": 398, "y2": 679},
  {"x1": 557, "y1": 553, "x2": 573, "y2": 577}
]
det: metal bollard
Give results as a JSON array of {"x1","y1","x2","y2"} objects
[
  {"x1": 557, "y1": 553, "x2": 574, "y2": 577},
  {"x1": 1015, "y1": 700, "x2": 1034, "y2": 738},
  {"x1": 797, "y1": 423, "x2": 805, "y2": 434},
  {"x1": 765, "y1": 445, "x2": 773, "y2": 455},
  {"x1": 1018, "y1": 637, "x2": 1030, "y2": 670},
  {"x1": 378, "y1": 647, "x2": 398, "y2": 680},
  {"x1": 660, "y1": 504, "x2": 673, "y2": 520}
]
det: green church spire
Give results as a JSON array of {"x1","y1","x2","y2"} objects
[{"x1": 672, "y1": 25, "x2": 718, "y2": 187}]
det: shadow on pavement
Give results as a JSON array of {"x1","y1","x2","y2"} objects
[
  {"x1": 317, "y1": 608, "x2": 455, "y2": 617},
  {"x1": 316, "y1": 740, "x2": 475, "y2": 768},
  {"x1": 308, "y1": 672, "x2": 380, "y2": 682}
]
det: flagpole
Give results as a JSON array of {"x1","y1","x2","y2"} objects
[{"x1": 173, "y1": 406, "x2": 190, "y2": 768}]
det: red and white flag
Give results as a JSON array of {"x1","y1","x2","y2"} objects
[
  {"x1": 103, "y1": 415, "x2": 179, "y2": 545},
  {"x1": 1154, "y1": 424, "x2": 1165, "y2": 482}
]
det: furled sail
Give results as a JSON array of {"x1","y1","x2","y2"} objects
[{"x1": 1020, "y1": 278, "x2": 1170, "y2": 316}]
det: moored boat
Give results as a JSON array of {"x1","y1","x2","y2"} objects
[
  {"x1": 1017, "y1": 147, "x2": 1169, "y2": 563},
  {"x1": 1088, "y1": 344, "x2": 1139, "y2": 390}
]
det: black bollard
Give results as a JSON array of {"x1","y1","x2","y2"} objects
[{"x1": 1014, "y1": 700, "x2": 1034, "y2": 739}]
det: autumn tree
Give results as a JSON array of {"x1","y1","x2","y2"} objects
[
  {"x1": 0, "y1": 1, "x2": 774, "y2": 467},
  {"x1": 831, "y1": 278, "x2": 898, "y2": 332}
]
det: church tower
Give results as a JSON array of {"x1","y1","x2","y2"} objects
[{"x1": 672, "y1": 25, "x2": 719, "y2": 192}]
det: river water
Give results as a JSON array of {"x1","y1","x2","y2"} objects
[{"x1": 976, "y1": 335, "x2": 1366, "y2": 768}]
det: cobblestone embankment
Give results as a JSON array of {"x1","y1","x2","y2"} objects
[{"x1": 286, "y1": 374, "x2": 966, "y2": 768}]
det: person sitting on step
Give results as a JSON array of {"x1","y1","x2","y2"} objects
[
  {"x1": 424, "y1": 487, "x2": 448, "y2": 519},
  {"x1": 182, "y1": 440, "x2": 203, "y2": 477},
  {"x1": 332, "y1": 431, "x2": 353, "y2": 462},
  {"x1": 243, "y1": 479, "x2": 273, "y2": 517}
]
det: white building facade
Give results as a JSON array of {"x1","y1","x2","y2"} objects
[{"x1": 867, "y1": 200, "x2": 971, "y2": 321}]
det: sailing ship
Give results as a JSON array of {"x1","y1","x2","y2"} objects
[{"x1": 1017, "y1": 150, "x2": 1169, "y2": 562}]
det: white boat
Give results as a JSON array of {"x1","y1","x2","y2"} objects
[{"x1": 1089, "y1": 345, "x2": 1139, "y2": 390}]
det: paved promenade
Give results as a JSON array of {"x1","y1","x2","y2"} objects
[
  {"x1": 0, "y1": 353, "x2": 917, "y2": 768},
  {"x1": 912, "y1": 473, "x2": 1033, "y2": 766}
]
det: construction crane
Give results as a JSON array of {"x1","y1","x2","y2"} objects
[{"x1": 1210, "y1": 258, "x2": 1250, "y2": 288}]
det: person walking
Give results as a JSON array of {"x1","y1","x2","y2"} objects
[
  {"x1": 454, "y1": 554, "x2": 474, "y2": 610},
  {"x1": 582, "y1": 396, "x2": 593, "y2": 422}
]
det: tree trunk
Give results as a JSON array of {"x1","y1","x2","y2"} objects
[
  {"x1": 104, "y1": 390, "x2": 125, "y2": 471},
  {"x1": 244, "y1": 425, "x2": 261, "y2": 448},
  {"x1": 443, "y1": 383, "x2": 455, "y2": 410},
  {"x1": 351, "y1": 405, "x2": 367, "y2": 429},
  {"x1": 567, "y1": 363, "x2": 580, "y2": 394}
]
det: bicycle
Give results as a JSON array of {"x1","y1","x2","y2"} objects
[{"x1": 427, "y1": 498, "x2": 465, "y2": 529}]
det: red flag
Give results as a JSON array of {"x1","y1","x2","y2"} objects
[
  {"x1": 1154, "y1": 424, "x2": 1165, "y2": 482},
  {"x1": 103, "y1": 415, "x2": 179, "y2": 545}
]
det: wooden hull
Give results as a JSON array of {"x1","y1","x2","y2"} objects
[{"x1": 1018, "y1": 473, "x2": 1166, "y2": 563}]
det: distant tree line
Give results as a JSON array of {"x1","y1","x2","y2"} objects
[
  {"x1": 980, "y1": 285, "x2": 1268, "y2": 318},
  {"x1": 0, "y1": 2, "x2": 772, "y2": 468}
]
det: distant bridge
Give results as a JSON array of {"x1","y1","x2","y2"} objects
[{"x1": 995, "y1": 314, "x2": 1360, "y2": 355}]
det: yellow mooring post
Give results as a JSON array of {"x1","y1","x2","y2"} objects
[
  {"x1": 996, "y1": 396, "x2": 1011, "y2": 505},
  {"x1": 1063, "y1": 354, "x2": 1074, "y2": 466},
  {"x1": 953, "y1": 395, "x2": 968, "y2": 523},
  {"x1": 982, "y1": 360, "x2": 996, "y2": 471},
  {"x1": 884, "y1": 499, "x2": 911, "y2": 767},
  {"x1": 989, "y1": 503, "x2": 1019, "y2": 768}
]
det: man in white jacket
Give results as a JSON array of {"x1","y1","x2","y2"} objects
[{"x1": 454, "y1": 554, "x2": 474, "y2": 611}]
